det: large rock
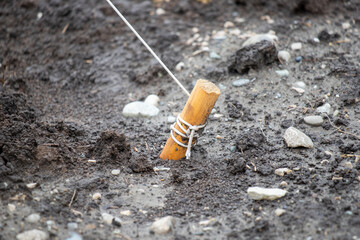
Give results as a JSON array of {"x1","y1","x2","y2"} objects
[
  {"x1": 150, "y1": 216, "x2": 175, "y2": 234},
  {"x1": 122, "y1": 101, "x2": 159, "y2": 117},
  {"x1": 283, "y1": 127, "x2": 314, "y2": 148},
  {"x1": 16, "y1": 230, "x2": 48, "y2": 240},
  {"x1": 247, "y1": 187, "x2": 287, "y2": 200}
]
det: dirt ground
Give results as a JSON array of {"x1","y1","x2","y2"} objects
[{"x1": 1, "y1": 0, "x2": 360, "y2": 239}]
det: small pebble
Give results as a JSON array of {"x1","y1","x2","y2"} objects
[
  {"x1": 209, "y1": 52, "x2": 221, "y2": 59},
  {"x1": 167, "y1": 116, "x2": 176, "y2": 123},
  {"x1": 275, "y1": 69, "x2": 289, "y2": 77},
  {"x1": 26, "y1": 183, "x2": 37, "y2": 189},
  {"x1": 224, "y1": 21, "x2": 235, "y2": 28},
  {"x1": 291, "y1": 87, "x2": 305, "y2": 94},
  {"x1": 16, "y1": 230, "x2": 48, "y2": 240},
  {"x1": 342, "y1": 22, "x2": 351, "y2": 29},
  {"x1": 153, "y1": 166, "x2": 171, "y2": 172},
  {"x1": 120, "y1": 210, "x2": 131, "y2": 216},
  {"x1": 313, "y1": 37, "x2": 320, "y2": 43},
  {"x1": 316, "y1": 103, "x2": 331, "y2": 115},
  {"x1": 293, "y1": 81, "x2": 306, "y2": 89},
  {"x1": 345, "y1": 210, "x2": 353, "y2": 216},
  {"x1": 295, "y1": 56, "x2": 302, "y2": 62},
  {"x1": 344, "y1": 162, "x2": 353, "y2": 169},
  {"x1": 122, "y1": 101, "x2": 159, "y2": 117},
  {"x1": 232, "y1": 79, "x2": 250, "y2": 87},
  {"x1": 37, "y1": 12, "x2": 43, "y2": 20},
  {"x1": 247, "y1": 187, "x2": 287, "y2": 200},
  {"x1": 65, "y1": 232, "x2": 83, "y2": 240},
  {"x1": 144, "y1": 94, "x2": 160, "y2": 107},
  {"x1": 26, "y1": 213, "x2": 41, "y2": 223},
  {"x1": 274, "y1": 92, "x2": 282, "y2": 99},
  {"x1": 155, "y1": 8, "x2": 165, "y2": 16},
  {"x1": 92, "y1": 193, "x2": 101, "y2": 200},
  {"x1": 102, "y1": 213, "x2": 114, "y2": 225},
  {"x1": 111, "y1": 169, "x2": 120, "y2": 176},
  {"x1": 150, "y1": 216, "x2": 175, "y2": 234},
  {"x1": 67, "y1": 222, "x2": 78, "y2": 230},
  {"x1": 242, "y1": 34, "x2": 278, "y2": 47},
  {"x1": 283, "y1": 127, "x2": 314, "y2": 148},
  {"x1": 230, "y1": 146, "x2": 236, "y2": 152},
  {"x1": 291, "y1": 42, "x2": 302, "y2": 50},
  {"x1": 280, "y1": 181, "x2": 288, "y2": 187},
  {"x1": 175, "y1": 62, "x2": 185, "y2": 71},
  {"x1": 304, "y1": 116, "x2": 323, "y2": 126},
  {"x1": 275, "y1": 168, "x2": 292, "y2": 177},
  {"x1": 278, "y1": 50, "x2": 291, "y2": 63},
  {"x1": 275, "y1": 208, "x2": 286, "y2": 216},
  {"x1": 8, "y1": 204, "x2": 16, "y2": 212},
  {"x1": 113, "y1": 217, "x2": 122, "y2": 227}
]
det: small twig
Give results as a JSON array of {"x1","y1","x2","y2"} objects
[
  {"x1": 325, "y1": 114, "x2": 360, "y2": 139},
  {"x1": 62, "y1": 23, "x2": 69, "y2": 34},
  {"x1": 69, "y1": 189, "x2": 77, "y2": 208}
]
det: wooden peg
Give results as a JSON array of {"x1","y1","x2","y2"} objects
[{"x1": 160, "y1": 79, "x2": 221, "y2": 160}]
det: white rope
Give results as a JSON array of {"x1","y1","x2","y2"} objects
[
  {"x1": 105, "y1": 0, "x2": 190, "y2": 97},
  {"x1": 170, "y1": 115, "x2": 206, "y2": 159}
]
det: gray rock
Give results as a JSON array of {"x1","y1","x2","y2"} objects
[
  {"x1": 275, "y1": 69, "x2": 289, "y2": 77},
  {"x1": 293, "y1": 81, "x2": 306, "y2": 90},
  {"x1": 150, "y1": 216, "x2": 175, "y2": 234},
  {"x1": 242, "y1": 34, "x2": 278, "y2": 47},
  {"x1": 209, "y1": 52, "x2": 221, "y2": 59},
  {"x1": 247, "y1": 187, "x2": 287, "y2": 200},
  {"x1": 25, "y1": 213, "x2": 41, "y2": 223},
  {"x1": 232, "y1": 79, "x2": 250, "y2": 87},
  {"x1": 304, "y1": 116, "x2": 323, "y2": 126},
  {"x1": 65, "y1": 232, "x2": 83, "y2": 240},
  {"x1": 283, "y1": 127, "x2": 314, "y2": 148},
  {"x1": 316, "y1": 103, "x2": 331, "y2": 114},
  {"x1": 278, "y1": 50, "x2": 291, "y2": 63},
  {"x1": 67, "y1": 222, "x2": 78, "y2": 231},
  {"x1": 16, "y1": 230, "x2": 48, "y2": 240},
  {"x1": 122, "y1": 101, "x2": 159, "y2": 117}
]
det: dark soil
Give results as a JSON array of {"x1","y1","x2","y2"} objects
[{"x1": 1, "y1": 0, "x2": 360, "y2": 239}]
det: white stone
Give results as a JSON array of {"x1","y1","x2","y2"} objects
[
  {"x1": 280, "y1": 181, "x2": 288, "y2": 187},
  {"x1": 229, "y1": 28, "x2": 241, "y2": 36},
  {"x1": 278, "y1": 50, "x2": 291, "y2": 63},
  {"x1": 199, "y1": 218, "x2": 216, "y2": 226},
  {"x1": 66, "y1": 232, "x2": 82, "y2": 240},
  {"x1": 224, "y1": 21, "x2": 235, "y2": 28},
  {"x1": 155, "y1": 8, "x2": 165, "y2": 16},
  {"x1": 120, "y1": 210, "x2": 132, "y2": 216},
  {"x1": 304, "y1": 116, "x2": 323, "y2": 126},
  {"x1": 175, "y1": 62, "x2": 185, "y2": 71},
  {"x1": 232, "y1": 79, "x2": 250, "y2": 87},
  {"x1": 102, "y1": 213, "x2": 114, "y2": 225},
  {"x1": 291, "y1": 42, "x2": 302, "y2": 50},
  {"x1": 153, "y1": 166, "x2": 171, "y2": 172},
  {"x1": 316, "y1": 103, "x2": 331, "y2": 114},
  {"x1": 293, "y1": 81, "x2": 306, "y2": 90},
  {"x1": 291, "y1": 87, "x2": 305, "y2": 94},
  {"x1": 16, "y1": 230, "x2": 48, "y2": 240},
  {"x1": 342, "y1": 22, "x2": 351, "y2": 29},
  {"x1": 150, "y1": 216, "x2": 175, "y2": 234},
  {"x1": 275, "y1": 168, "x2": 292, "y2": 177},
  {"x1": 242, "y1": 34, "x2": 278, "y2": 47},
  {"x1": 26, "y1": 183, "x2": 37, "y2": 189},
  {"x1": 167, "y1": 115, "x2": 176, "y2": 123},
  {"x1": 313, "y1": 37, "x2": 320, "y2": 43},
  {"x1": 122, "y1": 101, "x2": 159, "y2": 118},
  {"x1": 283, "y1": 127, "x2": 314, "y2": 148},
  {"x1": 37, "y1": 12, "x2": 43, "y2": 20},
  {"x1": 8, "y1": 203, "x2": 16, "y2": 212},
  {"x1": 92, "y1": 192, "x2": 101, "y2": 200},
  {"x1": 275, "y1": 69, "x2": 289, "y2": 77},
  {"x1": 111, "y1": 169, "x2": 120, "y2": 175},
  {"x1": 275, "y1": 208, "x2": 286, "y2": 216},
  {"x1": 26, "y1": 213, "x2": 41, "y2": 223},
  {"x1": 144, "y1": 95, "x2": 160, "y2": 107},
  {"x1": 67, "y1": 222, "x2": 78, "y2": 230},
  {"x1": 247, "y1": 187, "x2": 287, "y2": 200}
]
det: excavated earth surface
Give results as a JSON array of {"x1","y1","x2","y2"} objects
[{"x1": 1, "y1": 0, "x2": 360, "y2": 239}]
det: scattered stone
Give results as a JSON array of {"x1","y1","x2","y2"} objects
[
  {"x1": 175, "y1": 62, "x2": 185, "y2": 71},
  {"x1": 344, "y1": 162, "x2": 353, "y2": 169},
  {"x1": 275, "y1": 208, "x2": 286, "y2": 216},
  {"x1": 199, "y1": 218, "x2": 216, "y2": 226},
  {"x1": 295, "y1": 56, "x2": 302, "y2": 62},
  {"x1": 283, "y1": 127, "x2": 314, "y2": 148},
  {"x1": 291, "y1": 42, "x2": 302, "y2": 50},
  {"x1": 102, "y1": 213, "x2": 114, "y2": 225},
  {"x1": 113, "y1": 217, "x2": 122, "y2": 227},
  {"x1": 291, "y1": 87, "x2": 305, "y2": 94},
  {"x1": 230, "y1": 146, "x2": 236, "y2": 152},
  {"x1": 232, "y1": 79, "x2": 250, "y2": 87},
  {"x1": 8, "y1": 203, "x2": 16, "y2": 212},
  {"x1": 209, "y1": 52, "x2": 221, "y2": 59},
  {"x1": 26, "y1": 183, "x2": 37, "y2": 189},
  {"x1": 16, "y1": 230, "x2": 48, "y2": 240},
  {"x1": 275, "y1": 92, "x2": 282, "y2": 99},
  {"x1": 150, "y1": 216, "x2": 175, "y2": 234},
  {"x1": 278, "y1": 50, "x2": 291, "y2": 63},
  {"x1": 122, "y1": 101, "x2": 159, "y2": 117},
  {"x1": 155, "y1": 8, "x2": 165, "y2": 16},
  {"x1": 37, "y1": 12, "x2": 43, "y2": 20},
  {"x1": 247, "y1": 187, "x2": 287, "y2": 200},
  {"x1": 25, "y1": 213, "x2": 41, "y2": 223},
  {"x1": 318, "y1": 30, "x2": 340, "y2": 42},
  {"x1": 153, "y1": 166, "x2": 171, "y2": 172},
  {"x1": 120, "y1": 210, "x2": 131, "y2": 216},
  {"x1": 0, "y1": 182, "x2": 8, "y2": 190},
  {"x1": 293, "y1": 81, "x2": 306, "y2": 89},
  {"x1": 224, "y1": 21, "x2": 235, "y2": 28},
  {"x1": 144, "y1": 94, "x2": 160, "y2": 107},
  {"x1": 92, "y1": 193, "x2": 101, "y2": 200},
  {"x1": 167, "y1": 115, "x2": 176, "y2": 123},
  {"x1": 212, "y1": 30, "x2": 226, "y2": 41},
  {"x1": 316, "y1": 103, "x2": 331, "y2": 114},
  {"x1": 304, "y1": 116, "x2": 323, "y2": 126},
  {"x1": 275, "y1": 69, "x2": 289, "y2": 77},
  {"x1": 111, "y1": 169, "x2": 120, "y2": 176},
  {"x1": 280, "y1": 181, "x2": 288, "y2": 187},
  {"x1": 228, "y1": 40, "x2": 278, "y2": 74},
  {"x1": 67, "y1": 222, "x2": 78, "y2": 230},
  {"x1": 65, "y1": 232, "x2": 83, "y2": 240},
  {"x1": 275, "y1": 168, "x2": 292, "y2": 177},
  {"x1": 342, "y1": 22, "x2": 351, "y2": 29},
  {"x1": 242, "y1": 34, "x2": 278, "y2": 47}
]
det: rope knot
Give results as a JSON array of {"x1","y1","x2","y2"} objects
[{"x1": 170, "y1": 115, "x2": 206, "y2": 159}]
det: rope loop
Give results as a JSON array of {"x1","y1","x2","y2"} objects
[{"x1": 170, "y1": 115, "x2": 206, "y2": 159}]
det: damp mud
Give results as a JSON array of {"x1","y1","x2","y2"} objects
[{"x1": 1, "y1": 0, "x2": 360, "y2": 239}]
